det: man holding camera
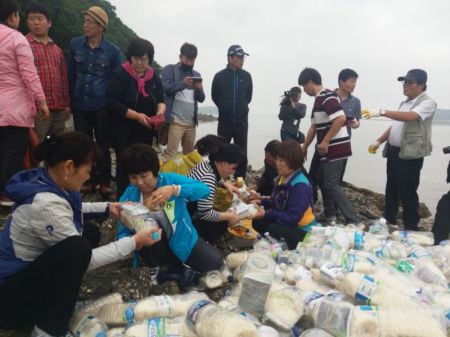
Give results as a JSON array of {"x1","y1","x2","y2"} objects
[
  {"x1": 161, "y1": 43, "x2": 205, "y2": 159},
  {"x1": 364, "y1": 69, "x2": 437, "y2": 230}
]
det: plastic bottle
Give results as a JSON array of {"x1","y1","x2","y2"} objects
[
  {"x1": 199, "y1": 270, "x2": 223, "y2": 289},
  {"x1": 368, "y1": 218, "x2": 389, "y2": 239},
  {"x1": 254, "y1": 235, "x2": 272, "y2": 256},
  {"x1": 299, "y1": 329, "x2": 333, "y2": 337},
  {"x1": 97, "y1": 302, "x2": 136, "y2": 326},
  {"x1": 187, "y1": 300, "x2": 258, "y2": 337},
  {"x1": 70, "y1": 293, "x2": 123, "y2": 333},
  {"x1": 219, "y1": 264, "x2": 234, "y2": 283},
  {"x1": 238, "y1": 252, "x2": 276, "y2": 316},
  {"x1": 120, "y1": 203, "x2": 160, "y2": 233},
  {"x1": 72, "y1": 314, "x2": 108, "y2": 337},
  {"x1": 125, "y1": 316, "x2": 197, "y2": 337},
  {"x1": 258, "y1": 325, "x2": 280, "y2": 337},
  {"x1": 226, "y1": 250, "x2": 252, "y2": 270}
]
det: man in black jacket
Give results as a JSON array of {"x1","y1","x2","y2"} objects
[{"x1": 211, "y1": 45, "x2": 253, "y2": 165}]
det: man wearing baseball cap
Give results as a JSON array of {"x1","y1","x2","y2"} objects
[
  {"x1": 211, "y1": 45, "x2": 252, "y2": 176},
  {"x1": 68, "y1": 6, "x2": 123, "y2": 198},
  {"x1": 363, "y1": 69, "x2": 437, "y2": 230}
]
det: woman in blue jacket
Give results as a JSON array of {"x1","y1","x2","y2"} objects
[
  {"x1": 252, "y1": 140, "x2": 318, "y2": 249},
  {"x1": 118, "y1": 143, "x2": 223, "y2": 285}
]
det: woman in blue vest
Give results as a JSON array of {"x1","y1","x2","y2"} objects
[{"x1": 0, "y1": 132, "x2": 160, "y2": 337}]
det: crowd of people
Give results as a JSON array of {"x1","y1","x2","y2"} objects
[{"x1": 0, "y1": 1, "x2": 444, "y2": 336}]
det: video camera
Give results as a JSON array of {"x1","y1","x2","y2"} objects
[{"x1": 443, "y1": 146, "x2": 450, "y2": 155}]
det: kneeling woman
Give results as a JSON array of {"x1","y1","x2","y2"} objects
[
  {"x1": 252, "y1": 139, "x2": 318, "y2": 249},
  {"x1": 187, "y1": 144, "x2": 245, "y2": 243},
  {"x1": 118, "y1": 143, "x2": 224, "y2": 278},
  {"x1": 0, "y1": 133, "x2": 160, "y2": 337}
]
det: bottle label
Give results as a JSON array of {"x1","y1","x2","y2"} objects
[
  {"x1": 342, "y1": 251, "x2": 355, "y2": 272},
  {"x1": 355, "y1": 275, "x2": 378, "y2": 304},
  {"x1": 186, "y1": 300, "x2": 212, "y2": 328},
  {"x1": 147, "y1": 317, "x2": 165, "y2": 337},
  {"x1": 395, "y1": 260, "x2": 415, "y2": 273},
  {"x1": 303, "y1": 291, "x2": 324, "y2": 312},
  {"x1": 354, "y1": 231, "x2": 364, "y2": 250}
]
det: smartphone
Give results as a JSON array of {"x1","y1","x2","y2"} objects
[{"x1": 191, "y1": 77, "x2": 203, "y2": 83}]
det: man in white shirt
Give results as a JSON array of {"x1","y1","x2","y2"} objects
[{"x1": 363, "y1": 69, "x2": 437, "y2": 230}]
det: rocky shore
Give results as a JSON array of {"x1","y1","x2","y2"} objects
[{"x1": 0, "y1": 167, "x2": 435, "y2": 337}]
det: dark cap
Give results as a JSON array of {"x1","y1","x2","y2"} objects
[
  {"x1": 397, "y1": 69, "x2": 427, "y2": 83},
  {"x1": 227, "y1": 45, "x2": 249, "y2": 57}
]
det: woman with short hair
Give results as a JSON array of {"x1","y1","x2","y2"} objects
[
  {"x1": 107, "y1": 37, "x2": 166, "y2": 196},
  {"x1": 0, "y1": 132, "x2": 160, "y2": 337},
  {"x1": 252, "y1": 139, "x2": 318, "y2": 249}
]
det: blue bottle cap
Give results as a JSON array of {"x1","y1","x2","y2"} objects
[
  {"x1": 125, "y1": 307, "x2": 134, "y2": 322},
  {"x1": 95, "y1": 333, "x2": 106, "y2": 337},
  {"x1": 152, "y1": 231, "x2": 160, "y2": 240}
]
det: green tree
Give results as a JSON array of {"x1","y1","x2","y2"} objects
[{"x1": 17, "y1": 0, "x2": 161, "y2": 71}]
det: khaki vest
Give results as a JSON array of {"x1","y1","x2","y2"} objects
[{"x1": 383, "y1": 92, "x2": 436, "y2": 159}]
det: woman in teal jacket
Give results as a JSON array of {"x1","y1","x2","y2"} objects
[{"x1": 117, "y1": 143, "x2": 223, "y2": 285}]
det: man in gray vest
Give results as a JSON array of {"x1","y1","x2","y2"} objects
[{"x1": 363, "y1": 69, "x2": 437, "y2": 230}]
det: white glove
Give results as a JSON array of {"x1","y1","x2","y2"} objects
[{"x1": 362, "y1": 109, "x2": 385, "y2": 119}]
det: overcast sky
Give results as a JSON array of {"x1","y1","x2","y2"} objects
[{"x1": 109, "y1": 0, "x2": 450, "y2": 114}]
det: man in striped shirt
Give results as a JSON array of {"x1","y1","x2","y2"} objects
[
  {"x1": 299, "y1": 68, "x2": 357, "y2": 224},
  {"x1": 25, "y1": 2, "x2": 70, "y2": 140}
]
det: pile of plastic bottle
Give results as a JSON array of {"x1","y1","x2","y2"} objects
[{"x1": 70, "y1": 218, "x2": 450, "y2": 337}]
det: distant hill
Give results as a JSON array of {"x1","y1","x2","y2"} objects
[
  {"x1": 17, "y1": 0, "x2": 161, "y2": 71},
  {"x1": 198, "y1": 106, "x2": 218, "y2": 116},
  {"x1": 434, "y1": 109, "x2": 450, "y2": 123}
]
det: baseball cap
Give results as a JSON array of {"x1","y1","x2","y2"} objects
[
  {"x1": 227, "y1": 45, "x2": 249, "y2": 57},
  {"x1": 82, "y1": 6, "x2": 109, "y2": 30},
  {"x1": 397, "y1": 69, "x2": 427, "y2": 83}
]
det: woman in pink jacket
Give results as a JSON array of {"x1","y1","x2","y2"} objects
[{"x1": 0, "y1": 0, "x2": 49, "y2": 206}]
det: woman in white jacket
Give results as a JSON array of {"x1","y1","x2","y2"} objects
[{"x1": 0, "y1": 132, "x2": 160, "y2": 337}]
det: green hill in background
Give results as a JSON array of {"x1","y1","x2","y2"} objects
[{"x1": 17, "y1": 0, "x2": 161, "y2": 71}]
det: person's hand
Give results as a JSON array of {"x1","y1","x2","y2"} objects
[
  {"x1": 246, "y1": 190, "x2": 261, "y2": 203},
  {"x1": 64, "y1": 106, "x2": 71, "y2": 121},
  {"x1": 133, "y1": 227, "x2": 162, "y2": 250},
  {"x1": 135, "y1": 112, "x2": 151, "y2": 128},
  {"x1": 194, "y1": 82, "x2": 203, "y2": 91},
  {"x1": 227, "y1": 208, "x2": 240, "y2": 226},
  {"x1": 318, "y1": 140, "x2": 329, "y2": 155},
  {"x1": 38, "y1": 101, "x2": 50, "y2": 120},
  {"x1": 183, "y1": 76, "x2": 193, "y2": 88},
  {"x1": 146, "y1": 185, "x2": 175, "y2": 210},
  {"x1": 350, "y1": 119, "x2": 360, "y2": 129},
  {"x1": 108, "y1": 202, "x2": 122, "y2": 218},
  {"x1": 362, "y1": 109, "x2": 384, "y2": 119},
  {"x1": 368, "y1": 141, "x2": 381, "y2": 154},
  {"x1": 252, "y1": 205, "x2": 265, "y2": 219},
  {"x1": 223, "y1": 181, "x2": 239, "y2": 195},
  {"x1": 302, "y1": 145, "x2": 308, "y2": 161}
]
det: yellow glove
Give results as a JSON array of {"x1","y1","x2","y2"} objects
[
  {"x1": 362, "y1": 108, "x2": 385, "y2": 119},
  {"x1": 368, "y1": 141, "x2": 381, "y2": 154}
]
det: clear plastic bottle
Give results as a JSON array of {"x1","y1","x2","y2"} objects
[
  {"x1": 254, "y1": 235, "x2": 272, "y2": 256},
  {"x1": 125, "y1": 316, "x2": 197, "y2": 337},
  {"x1": 120, "y1": 203, "x2": 160, "y2": 233},
  {"x1": 187, "y1": 300, "x2": 258, "y2": 337},
  {"x1": 97, "y1": 302, "x2": 136, "y2": 326},
  {"x1": 299, "y1": 328, "x2": 334, "y2": 337},
  {"x1": 72, "y1": 315, "x2": 108, "y2": 337},
  {"x1": 368, "y1": 218, "x2": 389, "y2": 239},
  {"x1": 226, "y1": 250, "x2": 252, "y2": 270},
  {"x1": 258, "y1": 325, "x2": 280, "y2": 337}
]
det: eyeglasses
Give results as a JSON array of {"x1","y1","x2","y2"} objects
[{"x1": 402, "y1": 80, "x2": 417, "y2": 86}]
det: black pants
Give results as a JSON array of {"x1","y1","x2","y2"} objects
[
  {"x1": 432, "y1": 191, "x2": 450, "y2": 244},
  {"x1": 253, "y1": 218, "x2": 306, "y2": 250},
  {"x1": 73, "y1": 108, "x2": 112, "y2": 184},
  {"x1": 192, "y1": 218, "x2": 229, "y2": 244},
  {"x1": 218, "y1": 121, "x2": 248, "y2": 177},
  {"x1": 0, "y1": 236, "x2": 91, "y2": 335},
  {"x1": 384, "y1": 145, "x2": 424, "y2": 229},
  {"x1": 308, "y1": 150, "x2": 320, "y2": 204},
  {"x1": 0, "y1": 126, "x2": 29, "y2": 194},
  {"x1": 139, "y1": 233, "x2": 223, "y2": 273}
]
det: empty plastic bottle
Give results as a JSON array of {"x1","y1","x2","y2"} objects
[
  {"x1": 72, "y1": 315, "x2": 108, "y2": 337},
  {"x1": 254, "y1": 235, "x2": 272, "y2": 255},
  {"x1": 368, "y1": 218, "x2": 389, "y2": 238}
]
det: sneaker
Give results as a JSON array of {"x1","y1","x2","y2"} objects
[
  {"x1": 149, "y1": 266, "x2": 159, "y2": 285},
  {"x1": 0, "y1": 195, "x2": 14, "y2": 207}
]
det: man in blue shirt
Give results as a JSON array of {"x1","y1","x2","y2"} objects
[{"x1": 68, "y1": 6, "x2": 123, "y2": 198}]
